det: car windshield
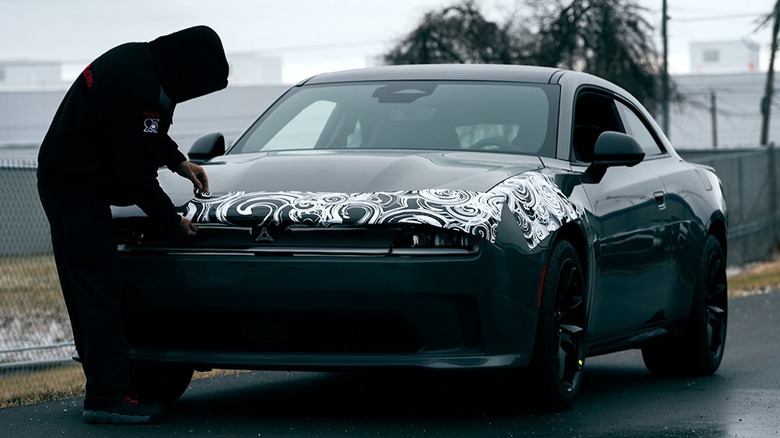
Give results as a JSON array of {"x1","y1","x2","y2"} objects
[{"x1": 229, "y1": 81, "x2": 559, "y2": 157}]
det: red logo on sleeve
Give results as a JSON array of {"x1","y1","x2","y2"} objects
[{"x1": 82, "y1": 64, "x2": 93, "y2": 88}]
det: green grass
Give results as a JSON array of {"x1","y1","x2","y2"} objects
[
  {"x1": 0, "y1": 364, "x2": 245, "y2": 408},
  {"x1": 0, "y1": 362, "x2": 85, "y2": 408},
  {"x1": 0, "y1": 254, "x2": 75, "y2": 408},
  {"x1": 728, "y1": 257, "x2": 780, "y2": 296},
  {"x1": 0, "y1": 254, "x2": 62, "y2": 307}
]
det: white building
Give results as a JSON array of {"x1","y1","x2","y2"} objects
[
  {"x1": 0, "y1": 60, "x2": 62, "y2": 89},
  {"x1": 225, "y1": 53, "x2": 283, "y2": 85},
  {"x1": 689, "y1": 40, "x2": 760, "y2": 74},
  {"x1": 666, "y1": 40, "x2": 774, "y2": 149},
  {"x1": 1, "y1": 53, "x2": 283, "y2": 90}
]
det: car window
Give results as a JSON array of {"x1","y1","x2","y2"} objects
[
  {"x1": 230, "y1": 81, "x2": 560, "y2": 158},
  {"x1": 262, "y1": 100, "x2": 337, "y2": 150},
  {"x1": 571, "y1": 91, "x2": 623, "y2": 162},
  {"x1": 615, "y1": 101, "x2": 665, "y2": 156}
]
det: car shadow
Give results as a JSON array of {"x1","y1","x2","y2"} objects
[{"x1": 167, "y1": 353, "x2": 711, "y2": 424}]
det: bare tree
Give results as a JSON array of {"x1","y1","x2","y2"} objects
[
  {"x1": 531, "y1": 0, "x2": 664, "y2": 113},
  {"x1": 383, "y1": 0, "x2": 533, "y2": 65},
  {"x1": 383, "y1": 0, "x2": 666, "y2": 114}
]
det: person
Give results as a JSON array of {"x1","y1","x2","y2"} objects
[{"x1": 37, "y1": 25, "x2": 229, "y2": 424}]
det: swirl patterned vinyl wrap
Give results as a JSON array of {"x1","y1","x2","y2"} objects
[{"x1": 184, "y1": 172, "x2": 578, "y2": 249}]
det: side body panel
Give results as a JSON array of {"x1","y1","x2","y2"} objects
[
  {"x1": 576, "y1": 164, "x2": 670, "y2": 337},
  {"x1": 644, "y1": 157, "x2": 725, "y2": 320}
]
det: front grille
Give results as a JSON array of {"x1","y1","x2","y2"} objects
[{"x1": 116, "y1": 224, "x2": 480, "y2": 256}]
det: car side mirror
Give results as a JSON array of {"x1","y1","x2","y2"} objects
[
  {"x1": 188, "y1": 132, "x2": 225, "y2": 163},
  {"x1": 591, "y1": 131, "x2": 645, "y2": 168},
  {"x1": 585, "y1": 131, "x2": 645, "y2": 181}
]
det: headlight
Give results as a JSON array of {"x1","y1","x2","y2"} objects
[{"x1": 392, "y1": 228, "x2": 479, "y2": 255}]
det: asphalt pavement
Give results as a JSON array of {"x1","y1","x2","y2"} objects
[{"x1": 1, "y1": 291, "x2": 778, "y2": 437}]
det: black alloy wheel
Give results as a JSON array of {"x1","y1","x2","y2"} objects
[
  {"x1": 694, "y1": 235, "x2": 728, "y2": 373},
  {"x1": 531, "y1": 240, "x2": 586, "y2": 410}
]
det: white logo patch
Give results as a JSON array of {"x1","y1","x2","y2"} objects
[{"x1": 143, "y1": 118, "x2": 160, "y2": 134}]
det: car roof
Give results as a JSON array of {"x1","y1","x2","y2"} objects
[{"x1": 300, "y1": 64, "x2": 565, "y2": 85}]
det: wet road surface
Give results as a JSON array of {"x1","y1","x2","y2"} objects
[{"x1": 2, "y1": 291, "x2": 778, "y2": 437}]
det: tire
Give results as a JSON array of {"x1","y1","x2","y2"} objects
[
  {"x1": 129, "y1": 361, "x2": 194, "y2": 403},
  {"x1": 642, "y1": 235, "x2": 727, "y2": 376},
  {"x1": 530, "y1": 240, "x2": 587, "y2": 410}
]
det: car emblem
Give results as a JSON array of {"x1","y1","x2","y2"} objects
[{"x1": 254, "y1": 226, "x2": 275, "y2": 242}]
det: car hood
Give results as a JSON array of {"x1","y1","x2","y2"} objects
[
  {"x1": 138, "y1": 150, "x2": 576, "y2": 248},
  {"x1": 193, "y1": 150, "x2": 543, "y2": 193}
]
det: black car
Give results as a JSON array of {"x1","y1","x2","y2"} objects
[{"x1": 113, "y1": 64, "x2": 728, "y2": 410}]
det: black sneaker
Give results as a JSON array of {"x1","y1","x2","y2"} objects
[{"x1": 82, "y1": 394, "x2": 164, "y2": 424}]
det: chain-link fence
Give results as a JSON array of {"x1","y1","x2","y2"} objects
[
  {"x1": 2, "y1": 147, "x2": 780, "y2": 405},
  {"x1": 0, "y1": 159, "x2": 81, "y2": 405}
]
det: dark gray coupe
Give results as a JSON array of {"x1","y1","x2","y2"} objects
[{"x1": 113, "y1": 64, "x2": 728, "y2": 410}]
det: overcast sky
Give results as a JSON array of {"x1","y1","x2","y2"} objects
[{"x1": 1, "y1": 0, "x2": 777, "y2": 83}]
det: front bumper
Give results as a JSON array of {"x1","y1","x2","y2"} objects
[{"x1": 118, "y1": 229, "x2": 544, "y2": 371}]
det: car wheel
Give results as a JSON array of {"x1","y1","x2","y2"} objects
[
  {"x1": 642, "y1": 235, "x2": 727, "y2": 375},
  {"x1": 129, "y1": 361, "x2": 194, "y2": 403},
  {"x1": 530, "y1": 240, "x2": 586, "y2": 410}
]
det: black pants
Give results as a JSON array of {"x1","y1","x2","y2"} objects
[{"x1": 38, "y1": 181, "x2": 130, "y2": 409}]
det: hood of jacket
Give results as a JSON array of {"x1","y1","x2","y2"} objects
[{"x1": 148, "y1": 25, "x2": 229, "y2": 103}]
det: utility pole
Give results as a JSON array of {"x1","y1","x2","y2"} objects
[
  {"x1": 662, "y1": 0, "x2": 670, "y2": 139},
  {"x1": 710, "y1": 90, "x2": 718, "y2": 149},
  {"x1": 761, "y1": 1, "x2": 780, "y2": 145}
]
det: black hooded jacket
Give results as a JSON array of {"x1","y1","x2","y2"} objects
[{"x1": 38, "y1": 26, "x2": 229, "y2": 228}]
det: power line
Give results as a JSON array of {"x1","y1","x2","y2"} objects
[{"x1": 673, "y1": 13, "x2": 766, "y2": 23}]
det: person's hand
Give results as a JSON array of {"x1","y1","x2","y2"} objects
[
  {"x1": 175, "y1": 215, "x2": 198, "y2": 238},
  {"x1": 174, "y1": 160, "x2": 210, "y2": 194}
]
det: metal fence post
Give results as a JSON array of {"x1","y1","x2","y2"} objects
[{"x1": 771, "y1": 143, "x2": 779, "y2": 252}]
